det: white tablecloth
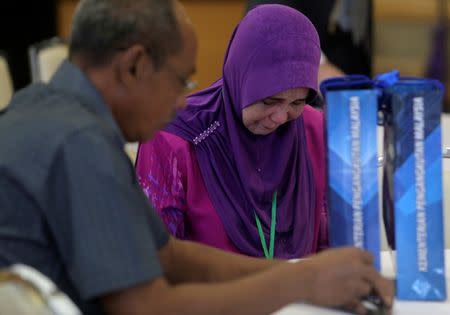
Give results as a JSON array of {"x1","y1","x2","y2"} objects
[{"x1": 274, "y1": 250, "x2": 450, "y2": 315}]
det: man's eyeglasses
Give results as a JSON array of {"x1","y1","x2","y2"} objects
[
  {"x1": 117, "y1": 46, "x2": 198, "y2": 93},
  {"x1": 184, "y1": 79, "x2": 198, "y2": 92}
]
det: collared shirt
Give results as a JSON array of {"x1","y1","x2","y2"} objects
[{"x1": 0, "y1": 60, "x2": 169, "y2": 315}]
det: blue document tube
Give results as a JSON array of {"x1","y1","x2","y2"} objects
[
  {"x1": 324, "y1": 87, "x2": 381, "y2": 271},
  {"x1": 382, "y1": 78, "x2": 447, "y2": 300}
]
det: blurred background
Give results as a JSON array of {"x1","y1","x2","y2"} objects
[{"x1": 0, "y1": 0, "x2": 449, "y2": 112}]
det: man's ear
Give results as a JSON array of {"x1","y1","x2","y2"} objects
[{"x1": 117, "y1": 44, "x2": 154, "y2": 87}]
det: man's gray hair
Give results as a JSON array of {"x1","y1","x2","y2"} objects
[{"x1": 69, "y1": 0, "x2": 182, "y2": 68}]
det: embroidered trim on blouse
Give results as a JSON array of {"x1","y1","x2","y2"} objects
[{"x1": 192, "y1": 121, "x2": 221, "y2": 145}]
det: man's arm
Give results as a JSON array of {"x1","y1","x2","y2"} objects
[
  {"x1": 159, "y1": 237, "x2": 281, "y2": 283},
  {"x1": 101, "y1": 242, "x2": 394, "y2": 315},
  {"x1": 318, "y1": 51, "x2": 345, "y2": 86},
  {"x1": 101, "y1": 259, "x2": 304, "y2": 315},
  {"x1": 318, "y1": 60, "x2": 345, "y2": 85}
]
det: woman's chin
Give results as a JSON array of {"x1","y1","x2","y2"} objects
[{"x1": 253, "y1": 126, "x2": 277, "y2": 135}]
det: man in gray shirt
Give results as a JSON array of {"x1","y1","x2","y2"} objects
[{"x1": 0, "y1": 1, "x2": 393, "y2": 314}]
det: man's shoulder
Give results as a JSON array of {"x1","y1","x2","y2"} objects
[
  {"x1": 10, "y1": 84, "x2": 99, "y2": 129},
  {"x1": 0, "y1": 84, "x2": 108, "y2": 170},
  {"x1": 9, "y1": 84, "x2": 107, "y2": 141}
]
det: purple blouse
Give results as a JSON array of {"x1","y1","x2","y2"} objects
[{"x1": 136, "y1": 105, "x2": 329, "y2": 256}]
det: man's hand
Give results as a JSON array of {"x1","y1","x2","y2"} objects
[
  {"x1": 104, "y1": 243, "x2": 394, "y2": 315},
  {"x1": 300, "y1": 247, "x2": 394, "y2": 314}
]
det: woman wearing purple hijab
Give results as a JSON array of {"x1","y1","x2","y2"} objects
[{"x1": 136, "y1": 4, "x2": 327, "y2": 259}]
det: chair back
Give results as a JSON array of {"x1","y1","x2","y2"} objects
[
  {"x1": 0, "y1": 52, "x2": 13, "y2": 110},
  {"x1": 29, "y1": 37, "x2": 68, "y2": 83},
  {"x1": 0, "y1": 264, "x2": 82, "y2": 315}
]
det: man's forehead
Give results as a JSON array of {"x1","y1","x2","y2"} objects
[{"x1": 173, "y1": 19, "x2": 197, "y2": 72}]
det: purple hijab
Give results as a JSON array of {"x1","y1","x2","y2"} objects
[{"x1": 165, "y1": 4, "x2": 321, "y2": 258}]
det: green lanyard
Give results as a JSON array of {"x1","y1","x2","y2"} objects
[{"x1": 254, "y1": 191, "x2": 277, "y2": 259}]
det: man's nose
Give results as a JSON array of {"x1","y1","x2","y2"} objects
[{"x1": 174, "y1": 94, "x2": 187, "y2": 110}]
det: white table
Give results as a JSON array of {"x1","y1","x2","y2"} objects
[{"x1": 274, "y1": 250, "x2": 450, "y2": 315}]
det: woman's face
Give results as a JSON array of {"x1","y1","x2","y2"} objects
[{"x1": 242, "y1": 87, "x2": 309, "y2": 135}]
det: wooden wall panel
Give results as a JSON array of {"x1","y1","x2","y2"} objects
[
  {"x1": 56, "y1": 0, "x2": 245, "y2": 90},
  {"x1": 374, "y1": 0, "x2": 450, "y2": 110},
  {"x1": 56, "y1": 0, "x2": 450, "y2": 110}
]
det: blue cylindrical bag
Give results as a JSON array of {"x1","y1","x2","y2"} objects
[
  {"x1": 375, "y1": 71, "x2": 447, "y2": 301},
  {"x1": 320, "y1": 74, "x2": 374, "y2": 95},
  {"x1": 321, "y1": 75, "x2": 381, "y2": 271}
]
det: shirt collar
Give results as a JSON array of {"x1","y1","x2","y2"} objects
[{"x1": 50, "y1": 59, "x2": 126, "y2": 146}]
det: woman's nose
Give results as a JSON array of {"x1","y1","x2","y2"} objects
[{"x1": 270, "y1": 106, "x2": 289, "y2": 124}]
